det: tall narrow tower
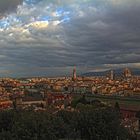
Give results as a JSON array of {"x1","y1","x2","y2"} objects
[
  {"x1": 110, "y1": 70, "x2": 114, "y2": 80},
  {"x1": 72, "y1": 67, "x2": 77, "y2": 81}
]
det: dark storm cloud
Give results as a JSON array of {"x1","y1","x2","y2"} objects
[
  {"x1": 0, "y1": 0, "x2": 140, "y2": 77},
  {"x1": 0, "y1": 0, "x2": 22, "y2": 15},
  {"x1": 62, "y1": 2, "x2": 140, "y2": 67}
]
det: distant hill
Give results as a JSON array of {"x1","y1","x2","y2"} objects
[{"x1": 81, "y1": 68, "x2": 140, "y2": 77}]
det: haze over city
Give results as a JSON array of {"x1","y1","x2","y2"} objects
[{"x1": 0, "y1": 0, "x2": 140, "y2": 77}]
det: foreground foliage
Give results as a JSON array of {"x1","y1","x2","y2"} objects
[
  {"x1": 0, "y1": 96, "x2": 130, "y2": 139},
  {"x1": 0, "y1": 105, "x2": 130, "y2": 140}
]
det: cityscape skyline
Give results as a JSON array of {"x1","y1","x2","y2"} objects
[
  {"x1": 0, "y1": 0, "x2": 140, "y2": 77},
  {"x1": 0, "y1": 1, "x2": 140, "y2": 139}
]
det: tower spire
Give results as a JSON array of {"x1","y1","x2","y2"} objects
[{"x1": 72, "y1": 66, "x2": 77, "y2": 81}]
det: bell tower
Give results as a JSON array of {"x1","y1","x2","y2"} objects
[{"x1": 72, "y1": 67, "x2": 77, "y2": 81}]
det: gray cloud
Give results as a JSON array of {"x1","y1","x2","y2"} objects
[
  {"x1": 0, "y1": 0, "x2": 140, "y2": 77},
  {"x1": 0, "y1": 0, "x2": 22, "y2": 15}
]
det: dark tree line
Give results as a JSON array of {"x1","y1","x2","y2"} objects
[{"x1": 0, "y1": 105, "x2": 130, "y2": 140}]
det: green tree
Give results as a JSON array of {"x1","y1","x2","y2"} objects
[
  {"x1": 0, "y1": 108, "x2": 130, "y2": 140},
  {"x1": 114, "y1": 102, "x2": 120, "y2": 112}
]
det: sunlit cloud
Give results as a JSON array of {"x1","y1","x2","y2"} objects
[{"x1": 0, "y1": 0, "x2": 140, "y2": 76}]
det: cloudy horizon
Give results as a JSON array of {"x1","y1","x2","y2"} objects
[{"x1": 0, "y1": 0, "x2": 140, "y2": 77}]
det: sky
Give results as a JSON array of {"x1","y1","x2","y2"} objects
[{"x1": 0, "y1": 0, "x2": 140, "y2": 77}]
